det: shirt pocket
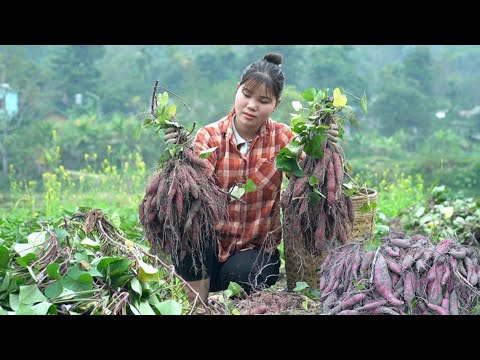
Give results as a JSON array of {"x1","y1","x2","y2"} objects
[{"x1": 252, "y1": 158, "x2": 282, "y2": 193}]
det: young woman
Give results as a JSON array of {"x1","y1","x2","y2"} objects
[{"x1": 164, "y1": 53, "x2": 338, "y2": 301}]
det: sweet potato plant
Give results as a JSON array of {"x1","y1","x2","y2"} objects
[
  {"x1": 138, "y1": 83, "x2": 229, "y2": 274},
  {"x1": 278, "y1": 87, "x2": 367, "y2": 252}
]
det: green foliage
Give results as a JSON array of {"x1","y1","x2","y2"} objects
[
  {"x1": 0, "y1": 210, "x2": 198, "y2": 315},
  {"x1": 292, "y1": 281, "x2": 320, "y2": 300},
  {"x1": 398, "y1": 185, "x2": 480, "y2": 245},
  {"x1": 275, "y1": 86, "x2": 366, "y2": 177}
]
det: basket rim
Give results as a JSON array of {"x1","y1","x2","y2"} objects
[{"x1": 350, "y1": 187, "x2": 377, "y2": 198}]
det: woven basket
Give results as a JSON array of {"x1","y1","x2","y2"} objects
[
  {"x1": 284, "y1": 188, "x2": 378, "y2": 291},
  {"x1": 350, "y1": 188, "x2": 378, "y2": 242},
  {"x1": 284, "y1": 235, "x2": 327, "y2": 291}
]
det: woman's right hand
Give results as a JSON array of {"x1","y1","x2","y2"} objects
[{"x1": 164, "y1": 127, "x2": 178, "y2": 145}]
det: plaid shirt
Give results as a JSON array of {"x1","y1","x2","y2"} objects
[{"x1": 194, "y1": 109, "x2": 295, "y2": 262}]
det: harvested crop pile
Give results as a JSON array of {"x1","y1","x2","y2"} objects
[
  {"x1": 138, "y1": 83, "x2": 229, "y2": 274},
  {"x1": 320, "y1": 231, "x2": 480, "y2": 315}
]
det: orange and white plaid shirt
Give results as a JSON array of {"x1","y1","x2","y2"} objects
[{"x1": 194, "y1": 109, "x2": 295, "y2": 262}]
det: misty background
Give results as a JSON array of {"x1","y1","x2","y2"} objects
[{"x1": 0, "y1": 45, "x2": 479, "y2": 199}]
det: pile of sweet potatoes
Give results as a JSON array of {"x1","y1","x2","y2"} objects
[{"x1": 320, "y1": 231, "x2": 480, "y2": 315}]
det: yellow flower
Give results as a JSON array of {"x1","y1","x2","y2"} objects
[
  {"x1": 125, "y1": 239, "x2": 134, "y2": 251},
  {"x1": 333, "y1": 88, "x2": 347, "y2": 108}
]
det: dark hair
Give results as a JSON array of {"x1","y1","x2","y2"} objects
[{"x1": 239, "y1": 52, "x2": 285, "y2": 102}]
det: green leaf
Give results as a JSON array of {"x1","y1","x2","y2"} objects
[
  {"x1": 15, "y1": 252, "x2": 37, "y2": 268},
  {"x1": 303, "y1": 134, "x2": 326, "y2": 159},
  {"x1": 112, "y1": 274, "x2": 134, "y2": 288},
  {"x1": 275, "y1": 154, "x2": 303, "y2": 177},
  {"x1": 292, "y1": 100, "x2": 303, "y2": 112},
  {"x1": 290, "y1": 114, "x2": 305, "y2": 129},
  {"x1": 107, "y1": 259, "x2": 131, "y2": 278},
  {"x1": 164, "y1": 104, "x2": 177, "y2": 119},
  {"x1": 138, "y1": 260, "x2": 160, "y2": 282},
  {"x1": 28, "y1": 231, "x2": 47, "y2": 247},
  {"x1": 361, "y1": 93, "x2": 368, "y2": 115},
  {"x1": 230, "y1": 186, "x2": 246, "y2": 201},
  {"x1": 0, "y1": 271, "x2": 10, "y2": 291},
  {"x1": 157, "y1": 299, "x2": 183, "y2": 315},
  {"x1": 415, "y1": 207, "x2": 425, "y2": 218},
  {"x1": 53, "y1": 229, "x2": 69, "y2": 246},
  {"x1": 157, "y1": 92, "x2": 169, "y2": 107},
  {"x1": 286, "y1": 140, "x2": 302, "y2": 156},
  {"x1": 97, "y1": 257, "x2": 131, "y2": 277},
  {"x1": 19, "y1": 284, "x2": 47, "y2": 305},
  {"x1": 110, "y1": 212, "x2": 121, "y2": 229},
  {"x1": 13, "y1": 243, "x2": 38, "y2": 258},
  {"x1": 45, "y1": 281, "x2": 64, "y2": 299},
  {"x1": 308, "y1": 176, "x2": 319, "y2": 187},
  {"x1": 308, "y1": 192, "x2": 321, "y2": 207},
  {"x1": 301, "y1": 88, "x2": 316, "y2": 101},
  {"x1": 360, "y1": 202, "x2": 377, "y2": 214},
  {"x1": 419, "y1": 214, "x2": 434, "y2": 226},
  {"x1": 364, "y1": 238, "x2": 382, "y2": 251},
  {"x1": 80, "y1": 237, "x2": 101, "y2": 249},
  {"x1": 0, "y1": 246, "x2": 9, "y2": 269},
  {"x1": 74, "y1": 250, "x2": 89, "y2": 262},
  {"x1": 226, "y1": 282, "x2": 242, "y2": 297},
  {"x1": 130, "y1": 277, "x2": 142, "y2": 296},
  {"x1": 293, "y1": 282, "x2": 309, "y2": 293},
  {"x1": 242, "y1": 179, "x2": 257, "y2": 193},
  {"x1": 137, "y1": 300, "x2": 156, "y2": 315},
  {"x1": 9, "y1": 293, "x2": 19, "y2": 311},
  {"x1": 16, "y1": 302, "x2": 57, "y2": 315},
  {"x1": 199, "y1": 146, "x2": 218, "y2": 159},
  {"x1": 129, "y1": 304, "x2": 141, "y2": 315},
  {"x1": 63, "y1": 273, "x2": 93, "y2": 292},
  {"x1": 56, "y1": 288, "x2": 76, "y2": 300},
  {"x1": 314, "y1": 90, "x2": 326, "y2": 103},
  {"x1": 66, "y1": 265, "x2": 87, "y2": 280},
  {"x1": 47, "y1": 263, "x2": 62, "y2": 281},
  {"x1": 86, "y1": 266, "x2": 103, "y2": 278},
  {"x1": 307, "y1": 288, "x2": 321, "y2": 299},
  {"x1": 441, "y1": 206, "x2": 454, "y2": 219}
]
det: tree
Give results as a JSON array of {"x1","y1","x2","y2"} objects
[
  {"x1": 49, "y1": 45, "x2": 106, "y2": 113},
  {"x1": 0, "y1": 46, "x2": 53, "y2": 175},
  {"x1": 304, "y1": 45, "x2": 368, "y2": 97}
]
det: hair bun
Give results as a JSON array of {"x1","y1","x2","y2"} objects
[{"x1": 263, "y1": 53, "x2": 283, "y2": 67}]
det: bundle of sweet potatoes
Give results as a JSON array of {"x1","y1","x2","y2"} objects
[{"x1": 281, "y1": 139, "x2": 353, "y2": 254}]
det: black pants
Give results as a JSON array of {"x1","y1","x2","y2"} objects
[{"x1": 175, "y1": 245, "x2": 281, "y2": 294}]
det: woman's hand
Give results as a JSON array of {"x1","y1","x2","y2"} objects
[
  {"x1": 164, "y1": 127, "x2": 179, "y2": 145},
  {"x1": 326, "y1": 123, "x2": 339, "y2": 143}
]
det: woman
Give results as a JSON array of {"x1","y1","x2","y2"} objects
[{"x1": 165, "y1": 53, "x2": 338, "y2": 301}]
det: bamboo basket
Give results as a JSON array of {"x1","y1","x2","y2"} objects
[
  {"x1": 284, "y1": 235, "x2": 327, "y2": 292},
  {"x1": 284, "y1": 188, "x2": 378, "y2": 291},
  {"x1": 350, "y1": 188, "x2": 378, "y2": 241}
]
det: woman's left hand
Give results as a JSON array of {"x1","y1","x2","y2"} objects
[{"x1": 326, "y1": 123, "x2": 339, "y2": 143}]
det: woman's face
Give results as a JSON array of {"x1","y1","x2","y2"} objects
[{"x1": 234, "y1": 82, "x2": 279, "y2": 133}]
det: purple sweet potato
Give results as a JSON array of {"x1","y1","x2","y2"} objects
[
  {"x1": 427, "y1": 302, "x2": 449, "y2": 315},
  {"x1": 449, "y1": 248, "x2": 467, "y2": 259},
  {"x1": 389, "y1": 238, "x2": 411, "y2": 249},
  {"x1": 356, "y1": 299, "x2": 388, "y2": 312},
  {"x1": 374, "y1": 254, "x2": 404, "y2": 306}
]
